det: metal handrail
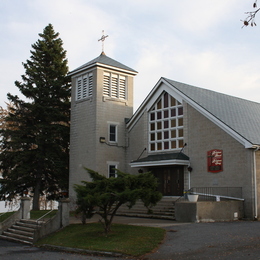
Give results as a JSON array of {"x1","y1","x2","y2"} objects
[
  {"x1": 192, "y1": 192, "x2": 244, "y2": 201},
  {"x1": 36, "y1": 209, "x2": 55, "y2": 223},
  {"x1": 173, "y1": 195, "x2": 185, "y2": 205}
]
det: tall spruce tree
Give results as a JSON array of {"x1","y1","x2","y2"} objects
[{"x1": 0, "y1": 24, "x2": 71, "y2": 210}]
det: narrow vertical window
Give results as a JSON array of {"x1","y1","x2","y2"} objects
[
  {"x1": 119, "y1": 75, "x2": 126, "y2": 99},
  {"x1": 111, "y1": 74, "x2": 118, "y2": 98},
  {"x1": 103, "y1": 72, "x2": 110, "y2": 97},
  {"x1": 76, "y1": 78, "x2": 82, "y2": 100},
  {"x1": 82, "y1": 74, "x2": 88, "y2": 98},
  {"x1": 109, "y1": 165, "x2": 117, "y2": 178},
  {"x1": 103, "y1": 72, "x2": 127, "y2": 99},
  {"x1": 76, "y1": 72, "x2": 93, "y2": 101},
  {"x1": 88, "y1": 73, "x2": 93, "y2": 96},
  {"x1": 109, "y1": 124, "x2": 117, "y2": 142}
]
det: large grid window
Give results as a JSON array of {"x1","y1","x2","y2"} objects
[
  {"x1": 149, "y1": 92, "x2": 184, "y2": 152},
  {"x1": 76, "y1": 72, "x2": 93, "y2": 101},
  {"x1": 103, "y1": 72, "x2": 127, "y2": 99}
]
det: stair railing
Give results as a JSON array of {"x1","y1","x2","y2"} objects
[
  {"x1": 36, "y1": 209, "x2": 55, "y2": 225},
  {"x1": 33, "y1": 199, "x2": 70, "y2": 243}
]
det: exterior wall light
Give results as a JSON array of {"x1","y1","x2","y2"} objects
[
  {"x1": 187, "y1": 166, "x2": 193, "y2": 172},
  {"x1": 100, "y1": 137, "x2": 106, "y2": 143}
]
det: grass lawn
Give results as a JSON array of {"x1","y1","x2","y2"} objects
[
  {"x1": 0, "y1": 211, "x2": 15, "y2": 222},
  {"x1": 30, "y1": 210, "x2": 58, "y2": 220},
  {"x1": 0, "y1": 210, "x2": 58, "y2": 222},
  {"x1": 36, "y1": 223, "x2": 165, "y2": 257}
]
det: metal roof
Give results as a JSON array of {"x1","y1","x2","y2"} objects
[
  {"x1": 130, "y1": 152, "x2": 190, "y2": 167},
  {"x1": 132, "y1": 152, "x2": 189, "y2": 163},
  {"x1": 163, "y1": 78, "x2": 260, "y2": 146},
  {"x1": 69, "y1": 52, "x2": 138, "y2": 76}
]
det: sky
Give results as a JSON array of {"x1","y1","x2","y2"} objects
[{"x1": 0, "y1": 0, "x2": 260, "y2": 111}]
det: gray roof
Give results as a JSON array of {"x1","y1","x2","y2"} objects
[
  {"x1": 132, "y1": 152, "x2": 189, "y2": 164},
  {"x1": 163, "y1": 77, "x2": 260, "y2": 146},
  {"x1": 69, "y1": 52, "x2": 138, "y2": 76}
]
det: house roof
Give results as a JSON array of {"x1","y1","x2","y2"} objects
[
  {"x1": 127, "y1": 77, "x2": 260, "y2": 148},
  {"x1": 69, "y1": 52, "x2": 138, "y2": 76}
]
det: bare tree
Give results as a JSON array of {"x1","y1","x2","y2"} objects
[{"x1": 243, "y1": 0, "x2": 259, "y2": 27}]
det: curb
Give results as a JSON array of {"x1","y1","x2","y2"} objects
[{"x1": 39, "y1": 244, "x2": 130, "y2": 258}]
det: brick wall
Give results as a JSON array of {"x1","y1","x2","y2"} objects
[
  {"x1": 185, "y1": 103, "x2": 254, "y2": 218},
  {"x1": 126, "y1": 100, "x2": 256, "y2": 219},
  {"x1": 69, "y1": 66, "x2": 134, "y2": 205}
]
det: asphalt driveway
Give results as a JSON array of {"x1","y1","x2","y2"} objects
[{"x1": 148, "y1": 221, "x2": 260, "y2": 260}]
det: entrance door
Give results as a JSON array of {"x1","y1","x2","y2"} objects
[{"x1": 151, "y1": 166, "x2": 184, "y2": 196}]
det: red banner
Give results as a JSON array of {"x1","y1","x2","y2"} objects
[{"x1": 207, "y1": 149, "x2": 223, "y2": 173}]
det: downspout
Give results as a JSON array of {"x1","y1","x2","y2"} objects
[
  {"x1": 188, "y1": 171, "x2": 191, "y2": 190},
  {"x1": 187, "y1": 164, "x2": 192, "y2": 190},
  {"x1": 253, "y1": 146, "x2": 259, "y2": 220}
]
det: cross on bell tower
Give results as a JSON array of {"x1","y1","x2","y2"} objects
[{"x1": 98, "y1": 30, "x2": 108, "y2": 54}]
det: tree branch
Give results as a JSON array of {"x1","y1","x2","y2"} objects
[{"x1": 242, "y1": 0, "x2": 259, "y2": 27}]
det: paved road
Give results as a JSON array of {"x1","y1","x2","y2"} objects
[
  {"x1": 1, "y1": 219, "x2": 260, "y2": 260},
  {"x1": 0, "y1": 239, "x2": 124, "y2": 260}
]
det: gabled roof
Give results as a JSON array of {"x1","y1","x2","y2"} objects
[
  {"x1": 127, "y1": 77, "x2": 260, "y2": 148},
  {"x1": 69, "y1": 52, "x2": 138, "y2": 76}
]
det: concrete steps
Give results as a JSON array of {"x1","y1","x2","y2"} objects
[
  {"x1": 0, "y1": 219, "x2": 40, "y2": 244},
  {"x1": 116, "y1": 198, "x2": 178, "y2": 220}
]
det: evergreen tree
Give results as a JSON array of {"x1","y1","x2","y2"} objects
[
  {"x1": 74, "y1": 168, "x2": 162, "y2": 234},
  {"x1": 0, "y1": 24, "x2": 71, "y2": 210}
]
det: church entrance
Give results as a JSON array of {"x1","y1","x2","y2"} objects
[{"x1": 151, "y1": 166, "x2": 184, "y2": 196}]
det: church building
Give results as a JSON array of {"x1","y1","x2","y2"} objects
[{"x1": 68, "y1": 51, "x2": 260, "y2": 220}]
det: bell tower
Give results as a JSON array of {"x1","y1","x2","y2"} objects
[{"x1": 68, "y1": 48, "x2": 137, "y2": 203}]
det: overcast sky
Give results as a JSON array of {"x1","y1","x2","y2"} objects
[{"x1": 1, "y1": 0, "x2": 260, "y2": 111}]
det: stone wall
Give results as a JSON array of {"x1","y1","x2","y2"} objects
[{"x1": 175, "y1": 201, "x2": 244, "y2": 222}]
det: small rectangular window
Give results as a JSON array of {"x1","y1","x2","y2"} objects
[
  {"x1": 109, "y1": 124, "x2": 117, "y2": 142},
  {"x1": 157, "y1": 111, "x2": 162, "y2": 120},
  {"x1": 164, "y1": 141, "x2": 169, "y2": 150},
  {"x1": 109, "y1": 165, "x2": 117, "y2": 178}
]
